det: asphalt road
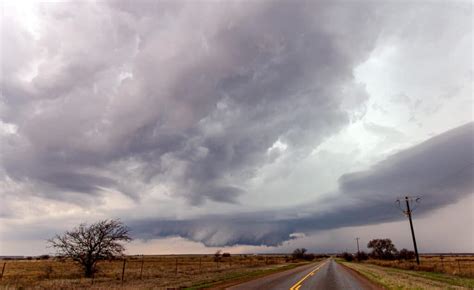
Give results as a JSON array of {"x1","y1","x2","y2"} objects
[{"x1": 227, "y1": 259, "x2": 380, "y2": 290}]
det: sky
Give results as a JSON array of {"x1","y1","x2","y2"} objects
[{"x1": 0, "y1": 0, "x2": 472, "y2": 256}]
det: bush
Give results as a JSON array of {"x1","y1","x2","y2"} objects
[
  {"x1": 222, "y1": 252, "x2": 231, "y2": 258},
  {"x1": 356, "y1": 251, "x2": 369, "y2": 261},
  {"x1": 341, "y1": 252, "x2": 354, "y2": 262},
  {"x1": 397, "y1": 248, "x2": 415, "y2": 260}
]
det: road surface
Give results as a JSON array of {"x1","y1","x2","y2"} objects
[{"x1": 227, "y1": 259, "x2": 380, "y2": 290}]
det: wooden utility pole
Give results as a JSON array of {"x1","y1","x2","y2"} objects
[{"x1": 404, "y1": 196, "x2": 420, "y2": 265}]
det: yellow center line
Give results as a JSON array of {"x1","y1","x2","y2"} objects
[{"x1": 289, "y1": 260, "x2": 327, "y2": 290}]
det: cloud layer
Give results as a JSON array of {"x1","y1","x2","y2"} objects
[
  {"x1": 1, "y1": 1, "x2": 472, "y2": 252},
  {"x1": 130, "y1": 123, "x2": 474, "y2": 246},
  {"x1": 1, "y1": 1, "x2": 379, "y2": 206}
]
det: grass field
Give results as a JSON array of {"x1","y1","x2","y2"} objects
[
  {"x1": 0, "y1": 254, "x2": 309, "y2": 289},
  {"x1": 363, "y1": 255, "x2": 474, "y2": 278},
  {"x1": 341, "y1": 260, "x2": 474, "y2": 290}
]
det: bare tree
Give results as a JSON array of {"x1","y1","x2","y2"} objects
[
  {"x1": 48, "y1": 219, "x2": 132, "y2": 277},
  {"x1": 292, "y1": 248, "x2": 308, "y2": 260},
  {"x1": 214, "y1": 250, "x2": 222, "y2": 262}
]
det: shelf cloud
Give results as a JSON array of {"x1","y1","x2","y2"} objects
[{"x1": 130, "y1": 123, "x2": 474, "y2": 246}]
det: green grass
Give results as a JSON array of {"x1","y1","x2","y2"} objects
[
  {"x1": 383, "y1": 266, "x2": 474, "y2": 289},
  {"x1": 184, "y1": 262, "x2": 311, "y2": 290},
  {"x1": 340, "y1": 261, "x2": 474, "y2": 289}
]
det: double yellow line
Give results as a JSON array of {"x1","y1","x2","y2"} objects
[{"x1": 289, "y1": 260, "x2": 327, "y2": 290}]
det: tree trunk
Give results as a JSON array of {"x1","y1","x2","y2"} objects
[{"x1": 84, "y1": 262, "x2": 95, "y2": 278}]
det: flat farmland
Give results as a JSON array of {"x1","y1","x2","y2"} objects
[
  {"x1": 364, "y1": 255, "x2": 474, "y2": 277},
  {"x1": 0, "y1": 254, "x2": 308, "y2": 289}
]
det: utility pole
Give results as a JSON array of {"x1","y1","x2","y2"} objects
[
  {"x1": 397, "y1": 196, "x2": 421, "y2": 265},
  {"x1": 355, "y1": 237, "x2": 360, "y2": 254},
  {"x1": 405, "y1": 196, "x2": 420, "y2": 265}
]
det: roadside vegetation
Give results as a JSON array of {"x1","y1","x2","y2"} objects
[
  {"x1": 0, "y1": 219, "x2": 325, "y2": 289},
  {"x1": 336, "y1": 238, "x2": 474, "y2": 289},
  {"x1": 0, "y1": 254, "x2": 310, "y2": 289},
  {"x1": 1, "y1": 220, "x2": 319, "y2": 289},
  {"x1": 341, "y1": 261, "x2": 474, "y2": 289}
]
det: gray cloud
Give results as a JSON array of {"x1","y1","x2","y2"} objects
[
  {"x1": 1, "y1": 1, "x2": 377, "y2": 205},
  {"x1": 130, "y1": 123, "x2": 474, "y2": 246},
  {"x1": 0, "y1": 1, "x2": 471, "y2": 252}
]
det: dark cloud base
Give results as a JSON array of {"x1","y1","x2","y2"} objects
[{"x1": 130, "y1": 123, "x2": 474, "y2": 246}]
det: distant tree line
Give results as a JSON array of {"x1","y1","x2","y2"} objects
[
  {"x1": 340, "y1": 238, "x2": 415, "y2": 262},
  {"x1": 291, "y1": 248, "x2": 329, "y2": 261}
]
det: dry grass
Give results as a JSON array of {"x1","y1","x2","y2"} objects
[
  {"x1": 364, "y1": 255, "x2": 474, "y2": 278},
  {"x1": 341, "y1": 260, "x2": 474, "y2": 290},
  {"x1": 0, "y1": 254, "x2": 303, "y2": 289}
]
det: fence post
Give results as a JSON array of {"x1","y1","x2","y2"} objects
[
  {"x1": 140, "y1": 255, "x2": 144, "y2": 279},
  {"x1": 121, "y1": 258, "x2": 126, "y2": 284},
  {"x1": 199, "y1": 257, "x2": 202, "y2": 274},
  {"x1": 457, "y1": 260, "x2": 461, "y2": 275},
  {"x1": 175, "y1": 257, "x2": 178, "y2": 275},
  {"x1": 0, "y1": 262, "x2": 6, "y2": 279}
]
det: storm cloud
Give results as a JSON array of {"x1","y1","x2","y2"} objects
[
  {"x1": 130, "y1": 123, "x2": 474, "y2": 246},
  {"x1": 1, "y1": 1, "x2": 377, "y2": 205},
  {"x1": 0, "y1": 0, "x2": 472, "y2": 253}
]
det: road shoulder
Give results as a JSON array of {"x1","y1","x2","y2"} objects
[
  {"x1": 341, "y1": 261, "x2": 474, "y2": 289},
  {"x1": 336, "y1": 261, "x2": 384, "y2": 290}
]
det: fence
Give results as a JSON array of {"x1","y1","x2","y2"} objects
[{"x1": 0, "y1": 254, "x2": 290, "y2": 286}]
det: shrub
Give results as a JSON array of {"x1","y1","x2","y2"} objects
[
  {"x1": 397, "y1": 248, "x2": 416, "y2": 260},
  {"x1": 341, "y1": 252, "x2": 354, "y2": 262},
  {"x1": 356, "y1": 251, "x2": 369, "y2": 261}
]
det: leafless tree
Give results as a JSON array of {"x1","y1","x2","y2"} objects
[
  {"x1": 48, "y1": 219, "x2": 132, "y2": 277},
  {"x1": 214, "y1": 250, "x2": 222, "y2": 262}
]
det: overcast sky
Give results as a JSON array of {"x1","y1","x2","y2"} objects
[{"x1": 0, "y1": 0, "x2": 472, "y2": 256}]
